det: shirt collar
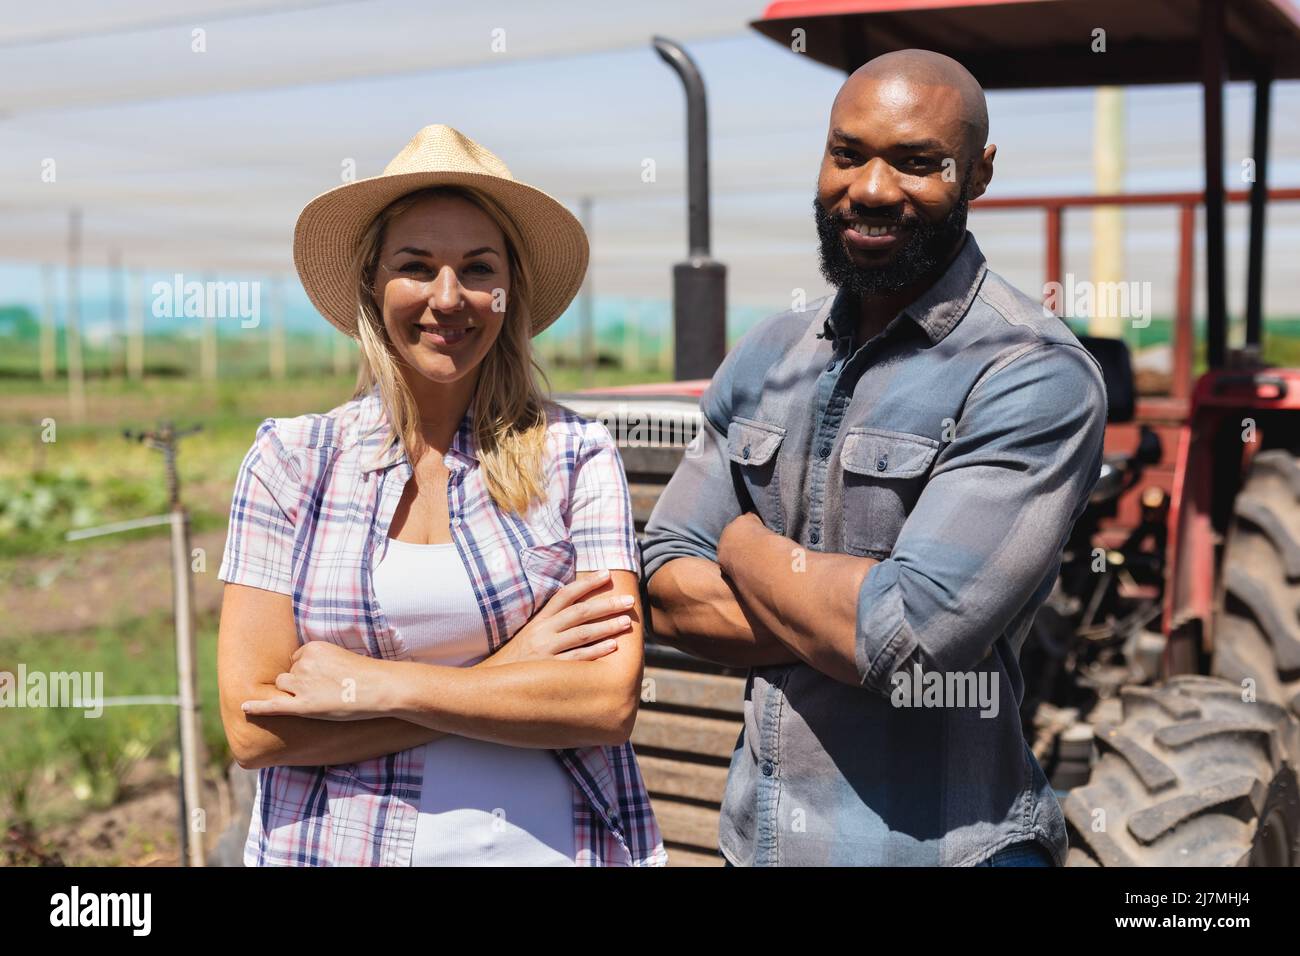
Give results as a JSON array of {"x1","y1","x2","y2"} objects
[
  {"x1": 819, "y1": 230, "x2": 988, "y2": 347},
  {"x1": 359, "y1": 385, "x2": 478, "y2": 474}
]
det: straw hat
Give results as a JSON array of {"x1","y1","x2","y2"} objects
[{"x1": 293, "y1": 124, "x2": 588, "y2": 338}]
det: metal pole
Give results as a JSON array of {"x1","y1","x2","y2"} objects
[
  {"x1": 1044, "y1": 205, "x2": 1063, "y2": 313},
  {"x1": 579, "y1": 196, "x2": 595, "y2": 386},
  {"x1": 109, "y1": 249, "x2": 124, "y2": 378},
  {"x1": 270, "y1": 276, "x2": 287, "y2": 380},
  {"x1": 1245, "y1": 69, "x2": 1272, "y2": 353},
  {"x1": 128, "y1": 268, "x2": 145, "y2": 381},
  {"x1": 66, "y1": 209, "x2": 86, "y2": 421},
  {"x1": 201, "y1": 272, "x2": 217, "y2": 383},
  {"x1": 1090, "y1": 88, "x2": 1126, "y2": 339},
  {"x1": 171, "y1": 502, "x2": 205, "y2": 867},
  {"x1": 1175, "y1": 204, "x2": 1196, "y2": 402},
  {"x1": 123, "y1": 421, "x2": 206, "y2": 865},
  {"x1": 40, "y1": 264, "x2": 57, "y2": 384},
  {"x1": 653, "y1": 36, "x2": 727, "y2": 382},
  {"x1": 1200, "y1": 0, "x2": 1227, "y2": 370}
]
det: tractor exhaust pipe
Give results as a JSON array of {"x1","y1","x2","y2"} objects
[{"x1": 653, "y1": 36, "x2": 727, "y2": 381}]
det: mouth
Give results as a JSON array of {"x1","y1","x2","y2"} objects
[
  {"x1": 414, "y1": 322, "x2": 478, "y2": 348},
  {"x1": 840, "y1": 219, "x2": 911, "y2": 252}
]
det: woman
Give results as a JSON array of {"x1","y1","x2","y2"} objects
[{"x1": 216, "y1": 124, "x2": 665, "y2": 866}]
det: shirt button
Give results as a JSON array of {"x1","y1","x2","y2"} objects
[
  {"x1": 809, "y1": 529, "x2": 820, "y2": 545},
  {"x1": 742, "y1": 444, "x2": 751, "y2": 459},
  {"x1": 819, "y1": 444, "x2": 831, "y2": 459},
  {"x1": 876, "y1": 454, "x2": 888, "y2": 471},
  {"x1": 761, "y1": 761, "x2": 774, "y2": 777}
]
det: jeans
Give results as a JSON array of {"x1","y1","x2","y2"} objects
[
  {"x1": 720, "y1": 839, "x2": 1055, "y2": 867},
  {"x1": 974, "y1": 840, "x2": 1055, "y2": 867}
]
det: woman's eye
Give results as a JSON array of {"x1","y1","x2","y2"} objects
[
  {"x1": 465, "y1": 262, "x2": 494, "y2": 276},
  {"x1": 398, "y1": 262, "x2": 430, "y2": 274}
]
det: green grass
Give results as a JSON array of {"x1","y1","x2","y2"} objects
[
  {"x1": 0, "y1": 363, "x2": 673, "y2": 562},
  {"x1": 0, "y1": 608, "x2": 226, "y2": 833},
  {"x1": 1060, "y1": 316, "x2": 1300, "y2": 373}
]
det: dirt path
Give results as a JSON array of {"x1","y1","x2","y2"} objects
[
  {"x1": 2, "y1": 528, "x2": 229, "y2": 639},
  {"x1": 4, "y1": 768, "x2": 231, "y2": 867}
]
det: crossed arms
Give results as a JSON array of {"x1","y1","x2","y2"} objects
[
  {"x1": 642, "y1": 342, "x2": 1108, "y2": 693},
  {"x1": 218, "y1": 569, "x2": 644, "y2": 769},
  {"x1": 647, "y1": 515, "x2": 874, "y2": 684}
]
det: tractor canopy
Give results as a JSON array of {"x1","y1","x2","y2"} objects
[{"x1": 750, "y1": 0, "x2": 1300, "y2": 87}]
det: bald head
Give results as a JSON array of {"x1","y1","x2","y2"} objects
[
  {"x1": 815, "y1": 48, "x2": 996, "y2": 301},
  {"x1": 839, "y1": 49, "x2": 988, "y2": 161}
]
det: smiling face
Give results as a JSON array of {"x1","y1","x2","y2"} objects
[
  {"x1": 815, "y1": 61, "x2": 995, "y2": 298},
  {"x1": 370, "y1": 192, "x2": 511, "y2": 389}
]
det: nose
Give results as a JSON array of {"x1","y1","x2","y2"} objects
[
  {"x1": 427, "y1": 264, "x2": 465, "y2": 313},
  {"x1": 846, "y1": 156, "x2": 905, "y2": 211}
]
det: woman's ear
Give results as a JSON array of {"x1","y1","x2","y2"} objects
[{"x1": 364, "y1": 271, "x2": 386, "y2": 316}]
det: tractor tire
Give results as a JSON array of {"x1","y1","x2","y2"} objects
[
  {"x1": 1211, "y1": 448, "x2": 1300, "y2": 716},
  {"x1": 1063, "y1": 676, "x2": 1300, "y2": 866}
]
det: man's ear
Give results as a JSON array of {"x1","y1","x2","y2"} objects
[{"x1": 969, "y1": 144, "x2": 996, "y2": 201}]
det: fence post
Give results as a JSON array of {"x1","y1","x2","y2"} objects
[{"x1": 124, "y1": 421, "x2": 207, "y2": 866}]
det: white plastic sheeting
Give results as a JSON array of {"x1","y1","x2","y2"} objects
[{"x1": 3, "y1": 0, "x2": 1299, "y2": 320}]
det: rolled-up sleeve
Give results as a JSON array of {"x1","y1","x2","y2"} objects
[
  {"x1": 568, "y1": 420, "x2": 641, "y2": 574},
  {"x1": 855, "y1": 342, "x2": 1108, "y2": 693},
  {"x1": 640, "y1": 352, "x2": 744, "y2": 584},
  {"x1": 217, "y1": 418, "x2": 303, "y2": 596}
]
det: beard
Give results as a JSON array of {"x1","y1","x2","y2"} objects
[{"x1": 814, "y1": 181, "x2": 971, "y2": 297}]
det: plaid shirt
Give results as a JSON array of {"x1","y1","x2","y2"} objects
[{"x1": 217, "y1": 384, "x2": 666, "y2": 866}]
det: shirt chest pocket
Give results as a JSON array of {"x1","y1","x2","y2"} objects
[
  {"x1": 726, "y1": 416, "x2": 787, "y2": 535},
  {"x1": 840, "y1": 427, "x2": 939, "y2": 558},
  {"x1": 519, "y1": 537, "x2": 578, "y2": 618}
]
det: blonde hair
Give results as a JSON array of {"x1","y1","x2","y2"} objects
[{"x1": 350, "y1": 185, "x2": 555, "y2": 515}]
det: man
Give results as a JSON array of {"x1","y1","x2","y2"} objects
[{"x1": 640, "y1": 49, "x2": 1107, "y2": 866}]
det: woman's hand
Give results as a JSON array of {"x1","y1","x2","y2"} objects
[
  {"x1": 241, "y1": 641, "x2": 388, "y2": 720},
  {"x1": 479, "y1": 569, "x2": 634, "y2": 668}
]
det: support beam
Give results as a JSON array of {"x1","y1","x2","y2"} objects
[
  {"x1": 65, "y1": 208, "x2": 86, "y2": 422},
  {"x1": 1245, "y1": 69, "x2": 1272, "y2": 352},
  {"x1": 1200, "y1": 0, "x2": 1228, "y2": 370}
]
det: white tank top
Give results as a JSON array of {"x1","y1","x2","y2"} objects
[{"x1": 372, "y1": 536, "x2": 576, "y2": 866}]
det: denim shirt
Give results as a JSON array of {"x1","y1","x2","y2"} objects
[{"x1": 640, "y1": 232, "x2": 1107, "y2": 866}]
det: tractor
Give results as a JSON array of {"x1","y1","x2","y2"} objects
[{"x1": 557, "y1": 0, "x2": 1300, "y2": 866}]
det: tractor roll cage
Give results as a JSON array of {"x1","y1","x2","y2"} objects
[{"x1": 751, "y1": 0, "x2": 1300, "y2": 370}]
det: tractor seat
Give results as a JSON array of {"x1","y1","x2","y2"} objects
[
  {"x1": 1076, "y1": 335, "x2": 1135, "y2": 425},
  {"x1": 1075, "y1": 336, "x2": 1151, "y2": 503}
]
